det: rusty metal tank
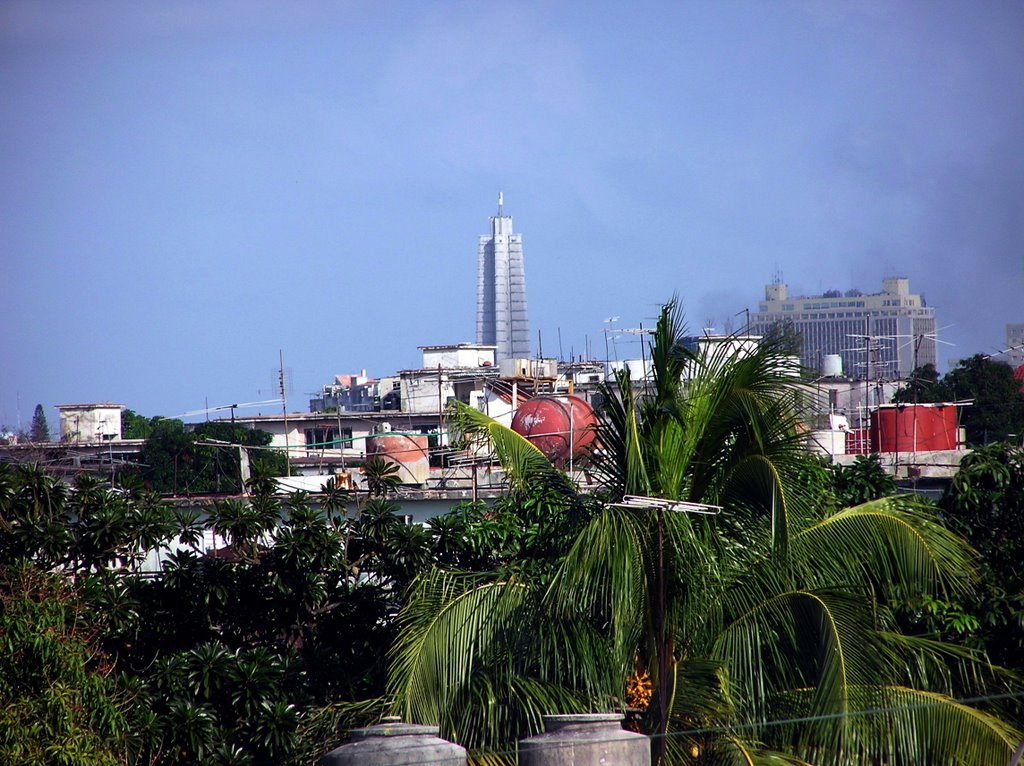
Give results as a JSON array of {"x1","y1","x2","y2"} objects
[
  {"x1": 364, "y1": 431, "x2": 430, "y2": 485},
  {"x1": 511, "y1": 395, "x2": 598, "y2": 466},
  {"x1": 870, "y1": 403, "x2": 958, "y2": 452}
]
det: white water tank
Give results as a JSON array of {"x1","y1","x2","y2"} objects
[{"x1": 821, "y1": 354, "x2": 843, "y2": 377}]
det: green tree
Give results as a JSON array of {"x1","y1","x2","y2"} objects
[
  {"x1": 827, "y1": 454, "x2": 898, "y2": 507},
  {"x1": 121, "y1": 409, "x2": 154, "y2": 440},
  {"x1": 936, "y1": 443, "x2": 1024, "y2": 673},
  {"x1": 135, "y1": 418, "x2": 285, "y2": 494},
  {"x1": 943, "y1": 355, "x2": 1024, "y2": 445},
  {"x1": 390, "y1": 302, "x2": 1018, "y2": 765},
  {"x1": 0, "y1": 563, "x2": 132, "y2": 766},
  {"x1": 892, "y1": 363, "x2": 950, "y2": 405},
  {"x1": 29, "y1": 404, "x2": 50, "y2": 442}
]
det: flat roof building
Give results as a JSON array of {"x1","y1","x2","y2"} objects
[
  {"x1": 750, "y1": 277, "x2": 936, "y2": 381},
  {"x1": 55, "y1": 403, "x2": 123, "y2": 443}
]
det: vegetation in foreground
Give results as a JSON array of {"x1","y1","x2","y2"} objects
[{"x1": 2, "y1": 303, "x2": 1023, "y2": 764}]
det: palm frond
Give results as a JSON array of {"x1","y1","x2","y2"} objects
[
  {"x1": 388, "y1": 569, "x2": 533, "y2": 726},
  {"x1": 546, "y1": 506, "x2": 650, "y2": 674},
  {"x1": 880, "y1": 685, "x2": 1019, "y2": 766},
  {"x1": 714, "y1": 587, "x2": 884, "y2": 748},
  {"x1": 771, "y1": 685, "x2": 1019, "y2": 766},
  {"x1": 791, "y1": 496, "x2": 977, "y2": 600}
]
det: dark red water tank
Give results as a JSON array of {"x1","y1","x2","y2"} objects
[
  {"x1": 870, "y1": 404, "x2": 958, "y2": 452},
  {"x1": 511, "y1": 395, "x2": 598, "y2": 466}
]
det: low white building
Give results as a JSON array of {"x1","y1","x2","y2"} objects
[
  {"x1": 421, "y1": 343, "x2": 496, "y2": 370},
  {"x1": 399, "y1": 344, "x2": 499, "y2": 415},
  {"x1": 226, "y1": 410, "x2": 445, "y2": 469},
  {"x1": 56, "y1": 403, "x2": 123, "y2": 443}
]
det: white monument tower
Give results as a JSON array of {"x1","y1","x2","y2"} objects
[{"x1": 476, "y1": 193, "x2": 530, "y2": 361}]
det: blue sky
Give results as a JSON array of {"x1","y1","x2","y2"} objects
[{"x1": 3, "y1": 0, "x2": 1022, "y2": 425}]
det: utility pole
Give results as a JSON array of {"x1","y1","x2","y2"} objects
[{"x1": 280, "y1": 350, "x2": 291, "y2": 477}]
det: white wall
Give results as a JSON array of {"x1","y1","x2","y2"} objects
[
  {"x1": 422, "y1": 345, "x2": 495, "y2": 369},
  {"x1": 58, "y1": 405, "x2": 122, "y2": 442}
]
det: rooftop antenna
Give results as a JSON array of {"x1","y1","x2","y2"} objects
[
  {"x1": 497, "y1": 191, "x2": 504, "y2": 216},
  {"x1": 279, "y1": 350, "x2": 291, "y2": 477}
]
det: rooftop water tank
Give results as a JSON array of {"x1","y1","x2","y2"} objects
[
  {"x1": 511, "y1": 395, "x2": 598, "y2": 466},
  {"x1": 821, "y1": 354, "x2": 843, "y2": 378},
  {"x1": 870, "y1": 404, "x2": 958, "y2": 452}
]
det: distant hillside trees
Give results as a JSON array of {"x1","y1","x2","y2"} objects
[{"x1": 121, "y1": 408, "x2": 154, "y2": 440}]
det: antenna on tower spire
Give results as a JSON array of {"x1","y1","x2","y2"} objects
[{"x1": 497, "y1": 191, "x2": 504, "y2": 216}]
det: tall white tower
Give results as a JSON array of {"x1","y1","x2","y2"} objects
[{"x1": 476, "y1": 193, "x2": 530, "y2": 361}]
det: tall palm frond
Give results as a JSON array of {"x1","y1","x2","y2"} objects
[
  {"x1": 769, "y1": 685, "x2": 1019, "y2": 766},
  {"x1": 388, "y1": 567, "x2": 616, "y2": 754},
  {"x1": 714, "y1": 586, "x2": 886, "y2": 748},
  {"x1": 791, "y1": 496, "x2": 977, "y2": 601},
  {"x1": 389, "y1": 569, "x2": 533, "y2": 727}
]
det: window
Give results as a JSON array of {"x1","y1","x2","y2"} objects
[{"x1": 304, "y1": 427, "x2": 339, "y2": 450}]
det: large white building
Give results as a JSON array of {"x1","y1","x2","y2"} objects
[
  {"x1": 476, "y1": 193, "x2": 530, "y2": 362},
  {"x1": 750, "y1": 277, "x2": 936, "y2": 380}
]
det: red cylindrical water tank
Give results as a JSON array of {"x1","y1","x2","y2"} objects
[
  {"x1": 870, "y1": 404, "x2": 958, "y2": 452},
  {"x1": 510, "y1": 395, "x2": 598, "y2": 466}
]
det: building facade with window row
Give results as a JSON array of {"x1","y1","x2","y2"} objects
[{"x1": 750, "y1": 277, "x2": 936, "y2": 381}]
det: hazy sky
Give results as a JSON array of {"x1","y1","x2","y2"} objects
[{"x1": 3, "y1": 0, "x2": 1022, "y2": 425}]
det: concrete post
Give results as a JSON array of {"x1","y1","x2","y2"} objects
[
  {"x1": 322, "y1": 718, "x2": 467, "y2": 765},
  {"x1": 519, "y1": 713, "x2": 650, "y2": 766}
]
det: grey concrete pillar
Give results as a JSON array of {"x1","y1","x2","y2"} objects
[
  {"x1": 322, "y1": 718, "x2": 467, "y2": 765},
  {"x1": 519, "y1": 713, "x2": 650, "y2": 766}
]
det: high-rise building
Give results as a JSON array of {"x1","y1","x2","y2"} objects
[
  {"x1": 750, "y1": 277, "x2": 936, "y2": 380},
  {"x1": 476, "y1": 193, "x2": 530, "y2": 361}
]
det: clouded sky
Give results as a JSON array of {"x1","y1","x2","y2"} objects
[{"x1": 3, "y1": 0, "x2": 1022, "y2": 425}]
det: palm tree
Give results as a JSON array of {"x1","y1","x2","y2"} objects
[{"x1": 389, "y1": 302, "x2": 1019, "y2": 764}]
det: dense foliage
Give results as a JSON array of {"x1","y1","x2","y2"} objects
[
  {"x1": 0, "y1": 564, "x2": 131, "y2": 766},
  {"x1": 125, "y1": 415, "x2": 288, "y2": 494},
  {"x1": 0, "y1": 458, "x2": 601, "y2": 765},
  {"x1": 895, "y1": 356, "x2": 1024, "y2": 445},
  {"x1": 0, "y1": 465, "x2": 401, "y2": 764},
  {"x1": 391, "y1": 303, "x2": 1020, "y2": 765},
  {"x1": 826, "y1": 453, "x2": 898, "y2": 508},
  {"x1": 936, "y1": 444, "x2": 1024, "y2": 675}
]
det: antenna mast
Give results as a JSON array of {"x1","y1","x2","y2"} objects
[{"x1": 279, "y1": 350, "x2": 291, "y2": 477}]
